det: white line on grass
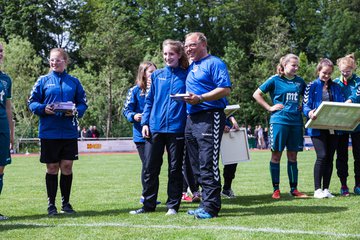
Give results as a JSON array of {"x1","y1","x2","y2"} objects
[{"x1": 3, "y1": 222, "x2": 360, "y2": 238}]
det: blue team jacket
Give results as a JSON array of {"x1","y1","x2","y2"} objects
[
  {"x1": 334, "y1": 74, "x2": 360, "y2": 132},
  {"x1": 123, "y1": 85, "x2": 146, "y2": 143},
  {"x1": 303, "y1": 78, "x2": 345, "y2": 136},
  {"x1": 334, "y1": 74, "x2": 360, "y2": 103},
  {"x1": 141, "y1": 66, "x2": 187, "y2": 133},
  {"x1": 28, "y1": 70, "x2": 88, "y2": 139}
]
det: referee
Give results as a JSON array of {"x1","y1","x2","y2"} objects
[{"x1": 184, "y1": 32, "x2": 231, "y2": 219}]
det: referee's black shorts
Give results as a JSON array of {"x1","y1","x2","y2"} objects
[{"x1": 40, "y1": 139, "x2": 78, "y2": 164}]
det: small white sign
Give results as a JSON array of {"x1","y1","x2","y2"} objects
[
  {"x1": 224, "y1": 104, "x2": 240, "y2": 118},
  {"x1": 220, "y1": 128, "x2": 250, "y2": 165}
]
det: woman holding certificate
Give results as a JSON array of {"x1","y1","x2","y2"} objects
[
  {"x1": 303, "y1": 58, "x2": 344, "y2": 199},
  {"x1": 28, "y1": 48, "x2": 88, "y2": 216},
  {"x1": 129, "y1": 39, "x2": 188, "y2": 215}
]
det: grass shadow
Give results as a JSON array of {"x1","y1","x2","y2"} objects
[
  {"x1": 221, "y1": 193, "x2": 313, "y2": 206},
  {"x1": 220, "y1": 205, "x2": 347, "y2": 217},
  {"x1": 0, "y1": 223, "x2": 50, "y2": 232},
  {"x1": 2, "y1": 206, "x2": 176, "y2": 221}
]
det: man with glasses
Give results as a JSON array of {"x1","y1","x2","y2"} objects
[{"x1": 183, "y1": 32, "x2": 231, "y2": 219}]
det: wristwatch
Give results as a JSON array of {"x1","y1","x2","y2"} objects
[{"x1": 199, "y1": 95, "x2": 204, "y2": 103}]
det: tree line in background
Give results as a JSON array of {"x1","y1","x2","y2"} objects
[{"x1": 0, "y1": 0, "x2": 360, "y2": 139}]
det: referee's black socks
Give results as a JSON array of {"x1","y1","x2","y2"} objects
[
  {"x1": 46, "y1": 173, "x2": 58, "y2": 206},
  {"x1": 60, "y1": 173, "x2": 73, "y2": 205}
]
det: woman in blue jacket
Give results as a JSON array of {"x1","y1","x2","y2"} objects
[
  {"x1": 123, "y1": 61, "x2": 156, "y2": 203},
  {"x1": 303, "y1": 58, "x2": 345, "y2": 199},
  {"x1": 129, "y1": 39, "x2": 188, "y2": 215},
  {"x1": 334, "y1": 54, "x2": 360, "y2": 196},
  {"x1": 28, "y1": 48, "x2": 88, "y2": 216}
]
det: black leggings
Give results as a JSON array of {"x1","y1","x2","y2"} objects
[
  {"x1": 336, "y1": 132, "x2": 360, "y2": 186},
  {"x1": 311, "y1": 130, "x2": 339, "y2": 190}
]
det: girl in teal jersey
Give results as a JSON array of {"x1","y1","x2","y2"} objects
[
  {"x1": 253, "y1": 54, "x2": 308, "y2": 199},
  {"x1": 0, "y1": 43, "x2": 14, "y2": 220}
]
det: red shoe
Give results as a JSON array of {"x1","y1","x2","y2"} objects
[
  {"x1": 290, "y1": 189, "x2": 308, "y2": 198},
  {"x1": 272, "y1": 189, "x2": 281, "y2": 199},
  {"x1": 181, "y1": 193, "x2": 193, "y2": 202}
]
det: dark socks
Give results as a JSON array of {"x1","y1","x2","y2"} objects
[
  {"x1": 340, "y1": 177, "x2": 347, "y2": 187},
  {"x1": 46, "y1": 173, "x2": 58, "y2": 206},
  {"x1": 60, "y1": 173, "x2": 73, "y2": 205},
  {"x1": 0, "y1": 174, "x2": 4, "y2": 194},
  {"x1": 270, "y1": 162, "x2": 280, "y2": 191},
  {"x1": 223, "y1": 178, "x2": 232, "y2": 190},
  {"x1": 288, "y1": 161, "x2": 298, "y2": 191}
]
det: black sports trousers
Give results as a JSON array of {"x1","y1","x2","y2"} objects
[
  {"x1": 142, "y1": 132, "x2": 184, "y2": 212},
  {"x1": 185, "y1": 109, "x2": 226, "y2": 217}
]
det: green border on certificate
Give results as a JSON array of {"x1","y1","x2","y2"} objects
[{"x1": 305, "y1": 102, "x2": 360, "y2": 131}]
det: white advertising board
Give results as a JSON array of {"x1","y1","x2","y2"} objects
[
  {"x1": 220, "y1": 128, "x2": 250, "y2": 165},
  {"x1": 78, "y1": 140, "x2": 137, "y2": 153},
  {"x1": 305, "y1": 102, "x2": 360, "y2": 131}
]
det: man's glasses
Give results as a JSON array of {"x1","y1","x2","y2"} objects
[{"x1": 184, "y1": 41, "x2": 201, "y2": 50}]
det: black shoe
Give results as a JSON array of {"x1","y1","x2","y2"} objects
[
  {"x1": 47, "y1": 204, "x2": 58, "y2": 216},
  {"x1": 129, "y1": 208, "x2": 146, "y2": 215},
  {"x1": 0, "y1": 214, "x2": 8, "y2": 220},
  {"x1": 221, "y1": 189, "x2": 236, "y2": 198},
  {"x1": 61, "y1": 203, "x2": 76, "y2": 214}
]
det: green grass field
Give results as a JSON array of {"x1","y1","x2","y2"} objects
[{"x1": 1, "y1": 150, "x2": 360, "y2": 239}]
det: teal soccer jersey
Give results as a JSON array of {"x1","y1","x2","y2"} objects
[
  {"x1": 0, "y1": 71, "x2": 12, "y2": 133},
  {"x1": 259, "y1": 74, "x2": 306, "y2": 126}
]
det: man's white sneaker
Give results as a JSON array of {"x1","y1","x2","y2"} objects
[
  {"x1": 165, "y1": 209, "x2": 177, "y2": 216},
  {"x1": 323, "y1": 189, "x2": 335, "y2": 198},
  {"x1": 314, "y1": 189, "x2": 326, "y2": 199}
]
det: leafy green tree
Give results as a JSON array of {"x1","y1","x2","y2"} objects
[
  {"x1": 1, "y1": 36, "x2": 43, "y2": 138},
  {"x1": 315, "y1": 8, "x2": 360, "y2": 60},
  {"x1": 0, "y1": 0, "x2": 83, "y2": 59},
  {"x1": 207, "y1": 0, "x2": 277, "y2": 56},
  {"x1": 79, "y1": 8, "x2": 146, "y2": 137},
  {"x1": 298, "y1": 52, "x2": 316, "y2": 83},
  {"x1": 278, "y1": 0, "x2": 325, "y2": 61},
  {"x1": 223, "y1": 41, "x2": 256, "y2": 126},
  {"x1": 251, "y1": 15, "x2": 292, "y2": 67}
]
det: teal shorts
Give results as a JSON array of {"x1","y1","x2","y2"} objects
[
  {"x1": 0, "y1": 132, "x2": 12, "y2": 166},
  {"x1": 269, "y1": 123, "x2": 303, "y2": 152}
]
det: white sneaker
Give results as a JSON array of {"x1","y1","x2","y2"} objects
[
  {"x1": 314, "y1": 189, "x2": 326, "y2": 199},
  {"x1": 323, "y1": 189, "x2": 335, "y2": 198},
  {"x1": 165, "y1": 209, "x2": 177, "y2": 216}
]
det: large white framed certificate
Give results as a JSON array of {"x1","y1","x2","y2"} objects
[
  {"x1": 220, "y1": 128, "x2": 250, "y2": 165},
  {"x1": 305, "y1": 102, "x2": 360, "y2": 131}
]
